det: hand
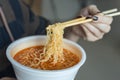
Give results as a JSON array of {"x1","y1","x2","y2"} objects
[{"x1": 72, "y1": 5, "x2": 113, "y2": 42}]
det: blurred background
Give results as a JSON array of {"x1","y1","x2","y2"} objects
[{"x1": 27, "y1": 0, "x2": 120, "y2": 80}]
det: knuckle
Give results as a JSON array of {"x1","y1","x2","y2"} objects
[
  {"x1": 88, "y1": 5, "x2": 97, "y2": 8},
  {"x1": 104, "y1": 25, "x2": 111, "y2": 33},
  {"x1": 98, "y1": 34, "x2": 104, "y2": 39},
  {"x1": 86, "y1": 36, "x2": 99, "y2": 42},
  {"x1": 109, "y1": 17, "x2": 113, "y2": 24},
  {"x1": 88, "y1": 38, "x2": 99, "y2": 42}
]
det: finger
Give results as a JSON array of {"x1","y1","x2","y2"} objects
[
  {"x1": 82, "y1": 23, "x2": 103, "y2": 37},
  {"x1": 72, "y1": 25, "x2": 86, "y2": 37},
  {"x1": 87, "y1": 5, "x2": 100, "y2": 15},
  {"x1": 81, "y1": 25, "x2": 102, "y2": 41},
  {"x1": 91, "y1": 22, "x2": 111, "y2": 33},
  {"x1": 93, "y1": 14, "x2": 113, "y2": 24}
]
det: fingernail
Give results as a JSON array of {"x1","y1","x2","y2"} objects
[{"x1": 92, "y1": 16, "x2": 98, "y2": 21}]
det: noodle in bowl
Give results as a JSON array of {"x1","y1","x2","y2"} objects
[{"x1": 6, "y1": 35, "x2": 86, "y2": 80}]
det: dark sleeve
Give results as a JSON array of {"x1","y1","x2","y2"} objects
[
  {"x1": 26, "y1": 4, "x2": 50, "y2": 35},
  {"x1": 0, "y1": 0, "x2": 25, "y2": 48},
  {"x1": 0, "y1": 29, "x2": 5, "y2": 48},
  {"x1": 35, "y1": 16, "x2": 50, "y2": 35}
]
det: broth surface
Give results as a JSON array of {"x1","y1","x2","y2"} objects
[{"x1": 14, "y1": 46, "x2": 81, "y2": 70}]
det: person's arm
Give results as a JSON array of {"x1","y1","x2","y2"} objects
[
  {"x1": 64, "y1": 5, "x2": 113, "y2": 42},
  {"x1": 35, "y1": 16, "x2": 50, "y2": 35},
  {"x1": 21, "y1": 0, "x2": 50, "y2": 36}
]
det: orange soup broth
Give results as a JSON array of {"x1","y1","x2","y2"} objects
[{"x1": 14, "y1": 46, "x2": 81, "y2": 70}]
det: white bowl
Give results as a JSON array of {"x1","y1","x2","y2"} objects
[{"x1": 6, "y1": 35, "x2": 86, "y2": 80}]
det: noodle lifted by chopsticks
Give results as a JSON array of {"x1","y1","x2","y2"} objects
[{"x1": 40, "y1": 23, "x2": 65, "y2": 64}]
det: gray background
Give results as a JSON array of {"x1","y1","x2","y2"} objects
[{"x1": 41, "y1": 0, "x2": 120, "y2": 80}]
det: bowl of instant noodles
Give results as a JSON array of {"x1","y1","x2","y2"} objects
[{"x1": 6, "y1": 35, "x2": 86, "y2": 80}]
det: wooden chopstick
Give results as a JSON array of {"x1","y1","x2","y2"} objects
[
  {"x1": 62, "y1": 18, "x2": 92, "y2": 28},
  {"x1": 62, "y1": 17, "x2": 86, "y2": 28},
  {"x1": 102, "y1": 8, "x2": 118, "y2": 14},
  {"x1": 106, "y1": 11, "x2": 120, "y2": 17},
  {"x1": 61, "y1": 8, "x2": 120, "y2": 28}
]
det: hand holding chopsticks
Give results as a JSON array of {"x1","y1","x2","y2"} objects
[
  {"x1": 62, "y1": 8, "x2": 120, "y2": 28},
  {"x1": 63, "y1": 5, "x2": 120, "y2": 42}
]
